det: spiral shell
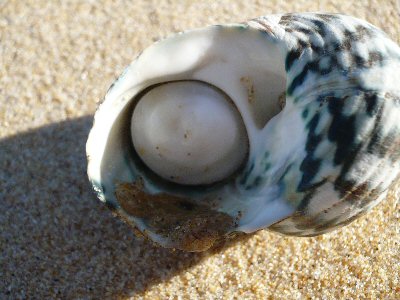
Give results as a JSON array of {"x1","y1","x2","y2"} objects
[{"x1": 86, "y1": 13, "x2": 400, "y2": 251}]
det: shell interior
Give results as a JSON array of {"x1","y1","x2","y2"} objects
[{"x1": 87, "y1": 24, "x2": 294, "y2": 249}]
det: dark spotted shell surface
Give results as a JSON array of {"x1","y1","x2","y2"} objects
[{"x1": 248, "y1": 13, "x2": 400, "y2": 236}]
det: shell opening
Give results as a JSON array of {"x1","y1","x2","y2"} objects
[{"x1": 131, "y1": 80, "x2": 249, "y2": 185}]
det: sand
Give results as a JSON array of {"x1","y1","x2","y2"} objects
[{"x1": 1, "y1": 0, "x2": 399, "y2": 299}]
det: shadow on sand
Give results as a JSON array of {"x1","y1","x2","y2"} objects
[{"x1": 0, "y1": 116, "x2": 250, "y2": 299}]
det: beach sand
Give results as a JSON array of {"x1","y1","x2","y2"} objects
[{"x1": 1, "y1": 1, "x2": 399, "y2": 298}]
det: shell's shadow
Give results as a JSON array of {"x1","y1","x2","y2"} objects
[{"x1": 0, "y1": 116, "x2": 249, "y2": 298}]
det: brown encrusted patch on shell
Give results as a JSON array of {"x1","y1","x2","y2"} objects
[
  {"x1": 278, "y1": 91, "x2": 286, "y2": 110},
  {"x1": 240, "y1": 76, "x2": 255, "y2": 104},
  {"x1": 115, "y1": 180, "x2": 237, "y2": 252}
]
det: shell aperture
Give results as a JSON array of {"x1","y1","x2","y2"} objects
[{"x1": 86, "y1": 13, "x2": 400, "y2": 251}]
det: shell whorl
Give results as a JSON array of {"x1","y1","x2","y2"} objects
[{"x1": 245, "y1": 13, "x2": 400, "y2": 236}]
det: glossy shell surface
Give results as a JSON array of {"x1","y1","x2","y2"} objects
[{"x1": 86, "y1": 13, "x2": 400, "y2": 251}]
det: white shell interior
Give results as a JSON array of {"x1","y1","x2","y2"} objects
[
  {"x1": 87, "y1": 24, "x2": 295, "y2": 238},
  {"x1": 131, "y1": 81, "x2": 248, "y2": 185}
]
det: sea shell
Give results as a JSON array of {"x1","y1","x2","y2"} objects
[{"x1": 86, "y1": 13, "x2": 400, "y2": 251}]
